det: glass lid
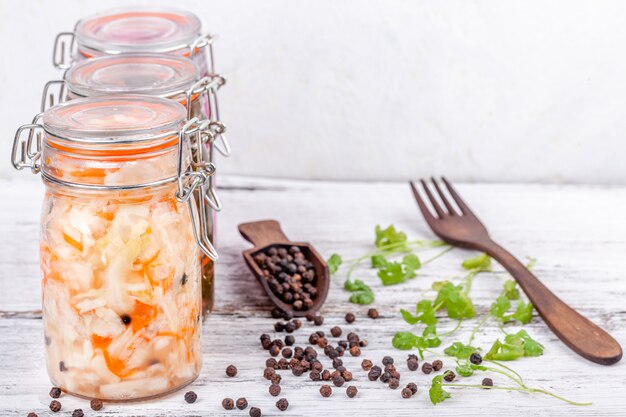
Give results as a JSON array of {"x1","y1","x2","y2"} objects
[
  {"x1": 65, "y1": 54, "x2": 199, "y2": 98},
  {"x1": 75, "y1": 7, "x2": 202, "y2": 53},
  {"x1": 43, "y1": 95, "x2": 187, "y2": 144}
]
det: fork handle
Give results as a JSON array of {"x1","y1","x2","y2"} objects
[{"x1": 482, "y1": 240, "x2": 622, "y2": 365}]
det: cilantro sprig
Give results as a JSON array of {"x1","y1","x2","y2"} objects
[{"x1": 326, "y1": 224, "x2": 450, "y2": 304}]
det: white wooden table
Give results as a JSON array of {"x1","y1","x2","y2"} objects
[{"x1": 1, "y1": 175, "x2": 625, "y2": 416}]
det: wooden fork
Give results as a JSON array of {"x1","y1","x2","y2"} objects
[{"x1": 410, "y1": 178, "x2": 622, "y2": 365}]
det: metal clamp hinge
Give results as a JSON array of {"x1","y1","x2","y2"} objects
[
  {"x1": 52, "y1": 32, "x2": 76, "y2": 70},
  {"x1": 176, "y1": 118, "x2": 220, "y2": 260},
  {"x1": 12, "y1": 115, "x2": 44, "y2": 174}
]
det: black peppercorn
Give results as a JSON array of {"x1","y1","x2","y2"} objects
[
  {"x1": 282, "y1": 347, "x2": 293, "y2": 358},
  {"x1": 71, "y1": 409, "x2": 84, "y2": 417},
  {"x1": 333, "y1": 375, "x2": 345, "y2": 387},
  {"x1": 368, "y1": 365, "x2": 382, "y2": 381},
  {"x1": 320, "y1": 384, "x2": 333, "y2": 397},
  {"x1": 274, "y1": 321, "x2": 285, "y2": 332},
  {"x1": 184, "y1": 391, "x2": 197, "y2": 403},
  {"x1": 27, "y1": 413, "x2": 38, "y2": 417},
  {"x1": 382, "y1": 356, "x2": 394, "y2": 366},
  {"x1": 292, "y1": 365, "x2": 304, "y2": 376},
  {"x1": 346, "y1": 385, "x2": 358, "y2": 398},
  {"x1": 226, "y1": 364, "x2": 238, "y2": 377},
  {"x1": 269, "y1": 384, "x2": 281, "y2": 397},
  {"x1": 222, "y1": 398, "x2": 235, "y2": 410},
  {"x1": 367, "y1": 308, "x2": 379, "y2": 319},
  {"x1": 236, "y1": 397, "x2": 248, "y2": 410},
  {"x1": 406, "y1": 382, "x2": 418, "y2": 394},
  {"x1": 266, "y1": 358, "x2": 277, "y2": 368},
  {"x1": 407, "y1": 358, "x2": 418, "y2": 371},
  {"x1": 285, "y1": 322, "x2": 296, "y2": 333},
  {"x1": 270, "y1": 345, "x2": 281, "y2": 357},
  {"x1": 322, "y1": 369, "x2": 331, "y2": 380},
  {"x1": 271, "y1": 308, "x2": 284, "y2": 319},
  {"x1": 443, "y1": 370, "x2": 456, "y2": 382},
  {"x1": 292, "y1": 319, "x2": 302, "y2": 329},
  {"x1": 422, "y1": 362, "x2": 433, "y2": 374},
  {"x1": 271, "y1": 373, "x2": 282, "y2": 385},
  {"x1": 49, "y1": 387, "x2": 62, "y2": 399},
  {"x1": 470, "y1": 352, "x2": 483, "y2": 365},
  {"x1": 359, "y1": 339, "x2": 368, "y2": 347},
  {"x1": 49, "y1": 400, "x2": 61, "y2": 413},
  {"x1": 284, "y1": 335, "x2": 295, "y2": 346},
  {"x1": 90, "y1": 399, "x2": 103, "y2": 411},
  {"x1": 432, "y1": 359, "x2": 443, "y2": 372},
  {"x1": 276, "y1": 398, "x2": 289, "y2": 411},
  {"x1": 345, "y1": 312, "x2": 356, "y2": 323},
  {"x1": 314, "y1": 315, "x2": 324, "y2": 326},
  {"x1": 250, "y1": 406, "x2": 262, "y2": 417},
  {"x1": 305, "y1": 313, "x2": 316, "y2": 322},
  {"x1": 380, "y1": 371, "x2": 391, "y2": 383},
  {"x1": 330, "y1": 326, "x2": 342, "y2": 337},
  {"x1": 264, "y1": 367, "x2": 276, "y2": 380},
  {"x1": 349, "y1": 345, "x2": 361, "y2": 356},
  {"x1": 401, "y1": 387, "x2": 412, "y2": 398},
  {"x1": 361, "y1": 359, "x2": 373, "y2": 371},
  {"x1": 343, "y1": 370, "x2": 353, "y2": 381},
  {"x1": 309, "y1": 333, "x2": 319, "y2": 344},
  {"x1": 482, "y1": 378, "x2": 494, "y2": 387}
]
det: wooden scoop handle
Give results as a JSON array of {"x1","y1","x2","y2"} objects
[{"x1": 238, "y1": 220, "x2": 290, "y2": 248}]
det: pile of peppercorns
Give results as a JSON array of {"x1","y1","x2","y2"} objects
[{"x1": 254, "y1": 246, "x2": 317, "y2": 311}]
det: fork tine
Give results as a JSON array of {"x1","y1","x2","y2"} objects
[
  {"x1": 419, "y1": 179, "x2": 445, "y2": 217},
  {"x1": 441, "y1": 177, "x2": 473, "y2": 216},
  {"x1": 431, "y1": 177, "x2": 456, "y2": 215},
  {"x1": 409, "y1": 181, "x2": 437, "y2": 222}
]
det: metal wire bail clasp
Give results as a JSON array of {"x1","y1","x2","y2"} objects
[
  {"x1": 176, "y1": 118, "x2": 219, "y2": 261},
  {"x1": 11, "y1": 114, "x2": 44, "y2": 174},
  {"x1": 52, "y1": 31, "x2": 76, "y2": 70},
  {"x1": 186, "y1": 75, "x2": 231, "y2": 157},
  {"x1": 41, "y1": 80, "x2": 68, "y2": 111},
  {"x1": 189, "y1": 32, "x2": 218, "y2": 75}
]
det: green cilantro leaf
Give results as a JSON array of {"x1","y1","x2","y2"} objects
[
  {"x1": 490, "y1": 295, "x2": 511, "y2": 319},
  {"x1": 415, "y1": 300, "x2": 438, "y2": 325},
  {"x1": 433, "y1": 281, "x2": 476, "y2": 319},
  {"x1": 375, "y1": 225, "x2": 408, "y2": 250},
  {"x1": 377, "y1": 260, "x2": 417, "y2": 286},
  {"x1": 444, "y1": 342, "x2": 478, "y2": 359},
  {"x1": 327, "y1": 254, "x2": 343, "y2": 274},
  {"x1": 429, "y1": 375, "x2": 451, "y2": 405},
  {"x1": 344, "y1": 279, "x2": 375, "y2": 305},
  {"x1": 503, "y1": 280, "x2": 520, "y2": 300},
  {"x1": 392, "y1": 331, "x2": 419, "y2": 350},
  {"x1": 422, "y1": 324, "x2": 442, "y2": 348},
  {"x1": 461, "y1": 253, "x2": 491, "y2": 272},
  {"x1": 400, "y1": 309, "x2": 420, "y2": 325},
  {"x1": 403, "y1": 253, "x2": 421, "y2": 271},
  {"x1": 371, "y1": 254, "x2": 388, "y2": 268},
  {"x1": 507, "y1": 330, "x2": 544, "y2": 357},
  {"x1": 485, "y1": 330, "x2": 544, "y2": 360},
  {"x1": 456, "y1": 362, "x2": 475, "y2": 377},
  {"x1": 506, "y1": 300, "x2": 533, "y2": 324}
]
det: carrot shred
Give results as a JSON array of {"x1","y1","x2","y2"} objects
[{"x1": 63, "y1": 233, "x2": 83, "y2": 252}]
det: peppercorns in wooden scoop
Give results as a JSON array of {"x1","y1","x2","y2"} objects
[{"x1": 239, "y1": 220, "x2": 329, "y2": 317}]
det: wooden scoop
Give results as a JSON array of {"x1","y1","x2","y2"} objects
[{"x1": 238, "y1": 219, "x2": 330, "y2": 317}]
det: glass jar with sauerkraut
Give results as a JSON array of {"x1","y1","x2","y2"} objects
[
  {"x1": 42, "y1": 53, "x2": 229, "y2": 313},
  {"x1": 12, "y1": 96, "x2": 220, "y2": 400}
]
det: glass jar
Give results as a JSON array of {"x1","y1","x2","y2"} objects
[
  {"x1": 12, "y1": 96, "x2": 219, "y2": 400},
  {"x1": 42, "y1": 54, "x2": 229, "y2": 312},
  {"x1": 53, "y1": 7, "x2": 216, "y2": 77}
]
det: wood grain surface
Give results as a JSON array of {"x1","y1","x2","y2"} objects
[{"x1": 0, "y1": 176, "x2": 625, "y2": 416}]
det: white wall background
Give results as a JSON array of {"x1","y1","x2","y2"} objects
[{"x1": 1, "y1": 0, "x2": 625, "y2": 183}]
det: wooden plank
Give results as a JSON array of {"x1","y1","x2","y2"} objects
[{"x1": 1, "y1": 176, "x2": 625, "y2": 416}]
